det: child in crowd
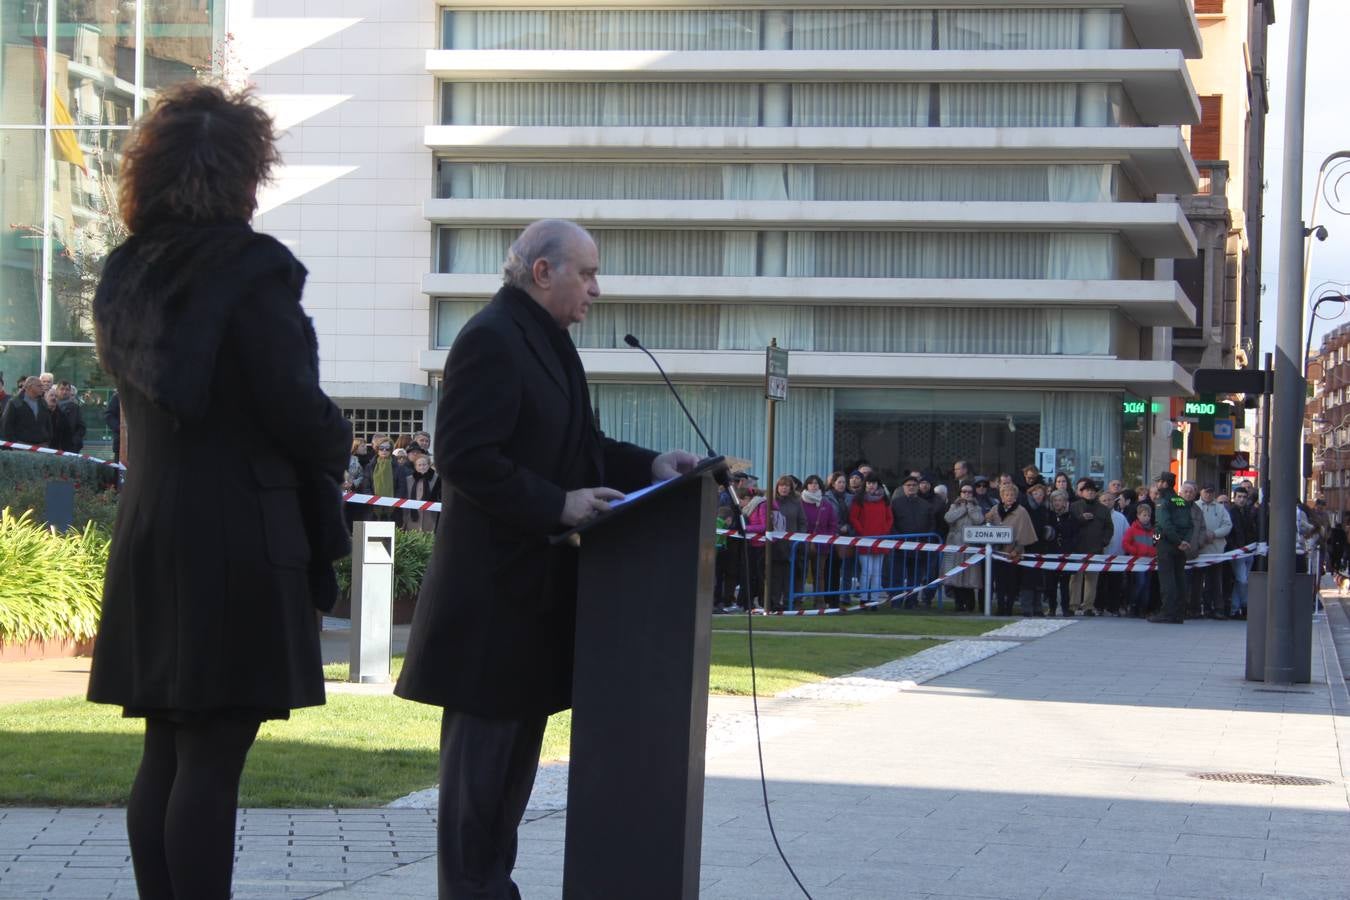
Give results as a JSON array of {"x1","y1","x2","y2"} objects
[{"x1": 1123, "y1": 503, "x2": 1157, "y2": 618}]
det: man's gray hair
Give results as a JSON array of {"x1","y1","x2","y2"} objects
[
  {"x1": 502, "y1": 219, "x2": 593, "y2": 289},
  {"x1": 1050, "y1": 489, "x2": 1070, "y2": 503}
]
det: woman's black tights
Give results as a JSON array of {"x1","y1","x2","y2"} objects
[{"x1": 126, "y1": 716, "x2": 262, "y2": 899}]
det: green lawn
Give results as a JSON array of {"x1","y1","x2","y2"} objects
[
  {"x1": 1, "y1": 632, "x2": 937, "y2": 808},
  {"x1": 0, "y1": 694, "x2": 571, "y2": 808},
  {"x1": 711, "y1": 610, "x2": 1003, "y2": 637}
]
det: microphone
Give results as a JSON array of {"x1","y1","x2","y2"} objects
[{"x1": 623, "y1": 333, "x2": 718, "y2": 461}]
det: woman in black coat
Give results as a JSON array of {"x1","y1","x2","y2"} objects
[{"x1": 86, "y1": 83, "x2": 351, "y2": 899}]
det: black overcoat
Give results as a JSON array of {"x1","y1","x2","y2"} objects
[
  {"x1": 86, "y1": 224, "x2": 351, "y2": 715},
  {"x1": 395, "y1": 286, "x2": 656, "y2": 718},
  {"x1": 0, "y1": 394, "x2": 51, "y2": 445}
]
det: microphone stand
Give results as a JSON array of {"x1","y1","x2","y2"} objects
[{"x1": 622, "y1": 332, "x2": 813, "y2": 899}]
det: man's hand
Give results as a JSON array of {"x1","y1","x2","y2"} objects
[
  {"x1": 561, "y1": 487, "x2": 625, "y2": 527},
  {"x1": 1178, "y1": 541, "x2": 1191, "y2": 553},
  {"x1": 652, "y1": 450, "x2": 701, "y2": 481}
]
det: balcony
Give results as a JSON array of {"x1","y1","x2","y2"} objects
[
  {"x1": 425, "y1": 198, "x2": 1195, "y2": 259},
  {"x1": 422, "y1": 274, "x2": 1195, "y2": 327},
  {"x1": 435, "y1": 0, "x2": 1202, "y2": 59},
  {"x1": 426, "y1": 49, "x2": 1198, "y2": 126},
  {"x1": 424, "y1": 126, "x2": 1198, "y2": 197}
]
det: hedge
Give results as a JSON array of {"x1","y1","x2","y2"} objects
[
  {"x1": 0, "y1": 509, "x2": 111, "y2": 644},
  {"x1": 333, "y1": 528, "x2": 435, "y2": 605},
  {"x1": 0, "y1": 450, "x2": 120, "y2": 534}
]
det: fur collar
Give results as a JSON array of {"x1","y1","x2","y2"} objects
[{"x1": 94, "y1": 223, "x2": 305, "y2": 422}]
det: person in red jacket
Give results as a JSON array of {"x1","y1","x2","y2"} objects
[
  {"x1": 1123, "y1": 503, "x2": 1158, "y2": 618},
  {"x1": 849, "y1": 472, "x2": 894, "y2": 606}
]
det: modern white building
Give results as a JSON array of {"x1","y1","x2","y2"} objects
[{"x1": 3, "y1": 1, "x2": 1209, "y2": 486}]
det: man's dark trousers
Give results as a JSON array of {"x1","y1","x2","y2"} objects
[
  {"x1": 438, "y1": 710, "x2": 547, "y2": 898},
  {"x1": 1157, "y1": 542, "x2": 1188, "y2": 622}
]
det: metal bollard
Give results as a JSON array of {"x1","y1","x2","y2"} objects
[{"x1": 350, "y1": 521, "x2": 395, "y2": 684}]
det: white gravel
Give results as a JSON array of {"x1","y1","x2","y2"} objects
[
  {"x1": 983, "y1": 618, "x2": 1077, "y2": 640},
  {"x1": 778, "y1": 639, "x2": 1021, "y2": 702},
  {"x1": 388, "y1": 620, "x2": 1069, "y2": 810}
]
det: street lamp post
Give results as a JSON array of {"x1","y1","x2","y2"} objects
[{"x1": 1266, "y1": 0, "x2": 1312, "y2": 685}]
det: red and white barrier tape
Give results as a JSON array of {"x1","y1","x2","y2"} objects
[
  {"x1": 716, "y1": 529, "x2": 1267, "y2": 572},
  {"x1": 0, "y1": 439, "x2": 124, "y2": 470},
  {"x1": 1000, "y1": 542, "x2": 1267, "y2": 573},
  {"x1": 341, "y1": 490, "x2": 442, "y2": 513},
  {"x1": 719, "y1": 529, "x2": 960, "y2": 554},
  {"x1": 751, "y1": 550, "x2": 989, "y2": 616}
]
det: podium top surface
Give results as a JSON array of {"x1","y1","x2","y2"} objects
[{"x1": 550, "y1": 455, "x2": 725, "y2": 545}]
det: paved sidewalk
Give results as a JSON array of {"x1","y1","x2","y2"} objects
[{"x1": 3, "y1": 611, "x2": 1349, "y2": 899}]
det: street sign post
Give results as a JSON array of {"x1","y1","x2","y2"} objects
[
  {"x1": 765, "y1": 344, "x2": 789, "y2": 402},
  {"x1": 763, "y1": 340, "x2": 788, "y2": 611},
  {"x1": 963, "y1": 525, "x2": 1013, "y2": 616}
]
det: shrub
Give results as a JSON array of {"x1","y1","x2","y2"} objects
[
  {"x1": 0, "y1": 450, "x2": 120, "y2": 534},
  {"x1": 333, "y1": 529, "x2": 436, "y2": 604},
  {"x1": 0, "y1": 509, "x2": 110, "y2": 644}
]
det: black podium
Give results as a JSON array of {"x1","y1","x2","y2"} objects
[{"x1": 554, "y1": 457, "x2": 723, "y2": 899}]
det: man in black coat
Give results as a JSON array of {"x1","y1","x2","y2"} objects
[
  {"x1": 394, "y1": 219, "x2": 698, "y2": 898},
  {"x1": 890, "y1": 474, "x2": 939, "y2": 607},
  {"x1": 0, "y1": 375, "x2": 52, "y2": 445}
]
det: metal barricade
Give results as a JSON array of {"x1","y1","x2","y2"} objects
[{"x1": 785, "y1": 533, "x2": 942, "y2": 611}]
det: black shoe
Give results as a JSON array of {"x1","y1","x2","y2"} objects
[{"x1": 1147, "y1": 614, "x2": 1183, "y2": 624}]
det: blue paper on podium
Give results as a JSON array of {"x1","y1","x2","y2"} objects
[{"x1": 609, "y1": 477, "x2": 675, "y2": 510}]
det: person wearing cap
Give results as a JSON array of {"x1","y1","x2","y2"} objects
[
  {"x1": 1149, "y1": 471, "x2": 1192, "y2": 624},
  {"x1": 891, "y1": 474, "x2": 940, "y2": 608},
  {"x1": 1068, "y1": 478, "x2": 1111, "y2": 616},
  {"x1": 1195, "y1": 484, "x2": 1232, "y2": 618}
]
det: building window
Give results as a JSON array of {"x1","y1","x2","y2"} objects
[
  {"x1": 0, "y1": 0, "x2": 219, "y2": 455},
  {"x1": 343, "y1": 408, "x2": 425, "y2": 443},
  {"x1": 437, "y1": 228, "x2": 1126, "y2": 280},
  {"x1": 439, "y1": 81, "x2": 1126, "y2": 129},
  {"x1": 436, "y1": 299, "x2": 1116, "y2": 357},
  {"x1": 435, "y1": 162, "x2": 1118, "y2": 203},
  {"x1": 439, "y1": 8, "x2": 1125, "y2": 52},
  {"x1": 1190, "y1": 95, "x2": 1223, "y2": 160}
]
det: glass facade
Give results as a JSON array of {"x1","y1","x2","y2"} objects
[
  {"x1": 441, "y1": 8, "x2": 1128, "y2": 52},
  {"x1": 440, "y1": 81, "x2": 1130, "y2": 128},
  {"x1": 437, "y1": 228, "x2": 1131, "y2": 280},
  {"x1": 0, "y1": 0, "x2": 218, "y2": 446},
  {"x1": 436, "y1": 162, "x2": 1122, "y2": 203}
]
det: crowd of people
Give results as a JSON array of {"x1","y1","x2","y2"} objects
[
  {"x1": 342, "y1": 430, "x2": 441, "y2": 532},
  {"x1": 0, "y1": 373, "x2": 90, "y2": 453},
  {"x1": 710, "y1": 458, "x2": 1334, "y2": 621}
]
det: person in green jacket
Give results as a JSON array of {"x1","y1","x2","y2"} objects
[{"x1": 1149, "y1": 471, "x2": 1194, "y2": 624}]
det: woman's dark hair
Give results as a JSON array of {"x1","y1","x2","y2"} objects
[{"x1": 119, "y1": 82, "x2": 280, "y2": 234}]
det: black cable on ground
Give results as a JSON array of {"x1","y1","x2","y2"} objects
[{"x1": 728, "y1": 501, "x2": 813, "y2": 900}]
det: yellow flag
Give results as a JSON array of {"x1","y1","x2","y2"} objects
[{"x1": 51, "y1": 91, "x2": 87, "y2": 172}]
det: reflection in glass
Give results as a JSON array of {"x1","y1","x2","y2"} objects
[
  {"x1": 0, "y1": 129, "x2": 44, "y2": 341},
  {"x1": 144, "y1": 0, "x2": 217, "y2": 94},
  {"x1": 50, "y1": 128, "x2": 125, "y2": 342},
  {"x1": 0, "y1": 344, "x2": 41, "y2": 389},
  {"x1": 45, "y1": 343, "x2": 116, "y2": 442},
  {"x1": 0, "y1": 0, "x2": 48, "y2": 124},
  {"x1": 55, "y1": 0, "x2": 135, "y2": 127}
]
